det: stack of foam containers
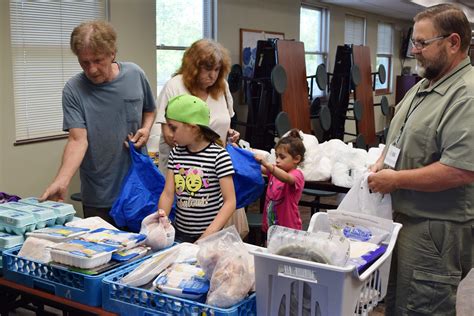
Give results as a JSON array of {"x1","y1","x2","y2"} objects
[
  {"x1": 0, "y1": 205, "x2": 34, "y2": 272},
  {"x1": 19, "y1": 198, "x2": 76, "y2": 225},
  {"x1": 0, "y1": 199, "x2": 76, "y2": 272}
]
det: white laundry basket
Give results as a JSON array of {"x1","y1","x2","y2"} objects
[{"x1": 250, "y1": 212, "x2": 402, "y2": 316}]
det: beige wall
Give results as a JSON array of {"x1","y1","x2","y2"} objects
[
  {"x1": 218, "y1": 0, "x2": 415, "y2": 137},
  {"x1": 0, "y1": 0, "x2": 155, "y2": 215},
  {"x1": 1, "y1": 0, "x2": 415, "y2": 208}
]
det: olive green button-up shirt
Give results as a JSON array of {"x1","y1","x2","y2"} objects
[{"x1": 385, "y1": 57, "x2": 474, "y2": 222}]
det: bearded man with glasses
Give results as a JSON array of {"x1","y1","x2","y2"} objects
[{"x1": 368, "y1": 3, "x2": 474, "y2": 315}]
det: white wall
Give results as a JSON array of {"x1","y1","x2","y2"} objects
[{"x1": 1, "y1": 0, "x2": 415, "y2": 208}]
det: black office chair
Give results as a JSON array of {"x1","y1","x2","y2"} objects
[{"x1": 274, "y1": 111, "x2": 337, "y2": 215}]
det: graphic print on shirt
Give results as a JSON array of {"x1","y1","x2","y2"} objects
[
  {"x1": 266, "y1": 178, "x2": 285, "y2": 226},
  {"x1": 174, "y1": 164, "x2": 210, "y2": 208}
]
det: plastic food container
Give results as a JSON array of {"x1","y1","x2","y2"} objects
[
  {"x1": 153, "y1": 262, "x2": 209, "y2": 300},
  {"x1": 0, "y1": 232, "x2": 25, "y2": 249},
  {"x1": 27, "y1": 225, "x2": 89, "y2": 242},
  {"x1": 19, "y1": 198, "x2": 76, "y2": 225},
  {"x1": 49, "y1": 239, "x2": 118, "y2": 269},
  {"x1": 3, "y1": 202, "x2": 57, "y2": 229},
  {"x1": 0, "y1": 206, "x2": 37, "y2": 235},
  {"x1": 80, "y1": 228, "x2": 146, "y2": 250},
  {"x1": 111, "y1": 245, "x2": 150, "y2": 262}
]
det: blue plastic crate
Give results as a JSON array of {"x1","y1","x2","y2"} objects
[
  {"x1": 102, "y1": 261, "x2": 256, "y2": 316},
  {"x1": 2, "y1": 245, "x2": 143, "y2": 306}
]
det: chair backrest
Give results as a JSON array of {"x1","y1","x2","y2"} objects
[{"x1": 275, "y1": 111, "x2": 291, "y2": 137}]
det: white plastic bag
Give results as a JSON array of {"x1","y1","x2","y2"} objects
[
  {"x1": 337, "y1": 172, "x2": 392, "y2": 220},
  {"x1": 457, "y1": 268, "x2": 474, "y2": 316}
]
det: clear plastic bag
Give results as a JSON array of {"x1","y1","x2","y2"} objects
[
  {"x1": 196, "y1": 226, "x2": 254, "y2": 307},
  {"x1": 267, "y1": 225, "x2": 350, "y2": 267},
  {"x1": 196, "y1": 226, "x2": 244, "y2": 277},
  {"x1": 206, "y1": 253, "x2": 252, "y2": 308},
  {"x1": 327, "y1": 210, "x2": 393, "y2": 244},
  {"x1": 140, "y1": 212, "x2": 175, "y2": 251}
]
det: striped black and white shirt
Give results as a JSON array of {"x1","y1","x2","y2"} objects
[{"x1": 168, "y1": 143, "x2": 234, "y2": 235}]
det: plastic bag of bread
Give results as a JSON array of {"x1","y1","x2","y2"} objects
[
  {"x1": 140, "y1": 212, "x2": 175, "y2": 251},
  {"x1": 206, "y1": 252, "x2": 253, "y2": 308}
]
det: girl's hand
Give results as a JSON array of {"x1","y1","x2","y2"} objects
[
  {"x1": 254, "y1": 154, "x2": 264, "y2": 164},
  {"x1": 158, "y1": 208, "x2": 167, "y2": 217}
]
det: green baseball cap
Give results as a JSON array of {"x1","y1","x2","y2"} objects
[{"x1": 166, "y1": 94, "x2": 220, "y2": 139}]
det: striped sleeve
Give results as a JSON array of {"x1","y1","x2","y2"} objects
[
  {"x1": 215, "y1": 147, "x2": 234, "y2": 178},
  {"x1": 167, "y1": 147, "x2": 177, "y2": 170}
]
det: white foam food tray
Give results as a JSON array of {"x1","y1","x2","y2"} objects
[{"x1": 49, "y1": 239, "x2": 119, "y2": 269}]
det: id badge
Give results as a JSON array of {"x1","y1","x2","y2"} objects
[{"x1": 384, "y1": 144, "x2": 400, "y2": 168}]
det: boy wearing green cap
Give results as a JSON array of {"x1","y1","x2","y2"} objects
[{"x1": 157, "y1": 94, "x2": 236, "y2": 242}]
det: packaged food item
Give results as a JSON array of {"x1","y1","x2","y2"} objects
[
  {"x1": 348, "y1": 243, "x2": 387, "y2": 273},
  {"x1": 327, "y1": 210, "x2": 393, "y2": 244},
  {"x1": 2, "y1": 202, "x2": 57, "y2": 229},
  {"x1": 206, "y1": 252, "x2": 252, "y2": 308},
  {"x1": 80, "y1": 228, "x2": 146, "y2": 250},
  {"x1": 49, "y1": 239, "x2": 118, "y2": 269},
  {"x1": 120, "y1": 246, "x2": 181, "y2": 287},
  {"x1": 267, "y1": 225, "x2": 350, "y2": 267},
  {"x1": 140, "y1": 212, "x2": 175, "y2": 251},
  {"x1": 111, "y1": 245, "x2": 150, "y2": 262},
  {"x1": 0, "y1": 232, "x2": 25, "y2": 249},
  {"x1": 153, "y1": 262, "x2": 209, "y2": 300},
  {"x1": 18, "y1": 236, "x2": 57, "y2": 263},
  {"x1": 19, "y1": 197, "x2": 76, "y2": 225},
  {"x1": 26, "y1": 225, "x2": 89, "y2": 242},
  {"x1": 65, "y1": 216, "x2": 118, "y2": 231},
  {"x1": 0, "y1": 206, "x2": 37, "y2": 235}
]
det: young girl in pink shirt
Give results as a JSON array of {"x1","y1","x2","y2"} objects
[{"x1": 254, "y1": 129, "x2": 305, "y2": 233}]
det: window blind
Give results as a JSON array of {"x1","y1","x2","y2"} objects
[
  {"x1": 10, "y1": 0, "x2": 106, "y2": 142},
  {"x1": 345, "y1": 14, "x2": 365, "y2": 45},
  {"x1": 377, "y1": 22, "x2": 393, "y2": 54}
]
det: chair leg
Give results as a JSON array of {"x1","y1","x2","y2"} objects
[{"x1": 310, "y1": 196, "x2": 321, "y2": 216}]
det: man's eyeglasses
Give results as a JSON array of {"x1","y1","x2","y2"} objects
[{"x1": 410, "y1": 34, "x2": 450, "y2": 50}]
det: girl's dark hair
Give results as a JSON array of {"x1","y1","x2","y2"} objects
[
  {"x1": 198, "y1": 126, "x2": 224, "y2": 147},
  {"x1": 276, "y1": 129, "x2": 305, "y2": 163}
]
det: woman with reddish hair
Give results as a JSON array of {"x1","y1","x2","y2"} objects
[{"x1": 156, "y1": 39, "x2": 239, "y2": 174}]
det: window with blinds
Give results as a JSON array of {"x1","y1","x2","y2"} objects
[
  {"x1": 375, "y1": 22, "x2": 393, "y2": 93},
  {"x1": 345, "y1": 14, "x2": 366, "y2": 45},
  {"x1": 10, "y1": 0, "x2": 107, "y2": 143},
  {"x1": 156, "y1": 0, "x2": 215, "y2": 95}
]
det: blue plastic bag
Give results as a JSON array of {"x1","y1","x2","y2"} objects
[
  {"x1": 226, "y1": 144, "x2": 265, "y2": 209},
  {"x1": 110, "y1": 142, "x2": 166, "y2": 232}
]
